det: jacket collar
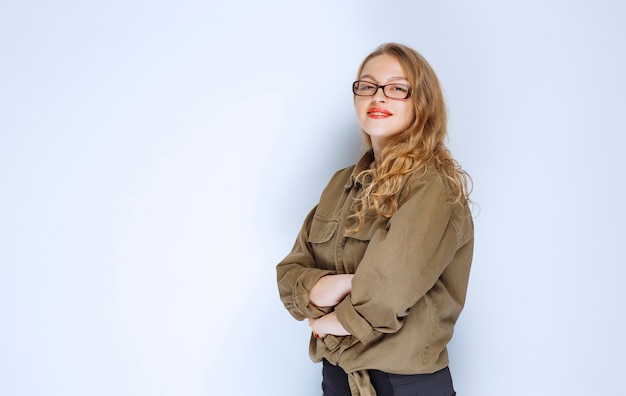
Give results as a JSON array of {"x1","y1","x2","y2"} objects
[{"x1": 344, "y1": 150, "x2": 375, "y2": 189}]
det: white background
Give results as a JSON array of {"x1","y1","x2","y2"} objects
[{"x1": 1, "y1": 1, "x2": 625, "y2": 395}]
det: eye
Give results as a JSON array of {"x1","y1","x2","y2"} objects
[
  {"x1": 357, "y1": 82, "x2": 376, "y2": 92},
  {"x1": 390, "y1": 84, "x2": 409, "y2": 93}
]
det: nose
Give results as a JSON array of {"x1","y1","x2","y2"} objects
[{"x1": 371, "y1": 87, "x2": 387, "y2": 102}]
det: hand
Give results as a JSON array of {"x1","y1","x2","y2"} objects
[
  {"x1": 308, "y1": 312, "x2": 350, "y2": 339},
  {"x1": 309, "y1": 274, "x2": 354, "y2": 307},
  {"x1": 308, "y1": 317, "x2": 322, "y2": 339}
]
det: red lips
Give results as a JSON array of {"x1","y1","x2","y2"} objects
[{"x1": 367, "y1": 107, "x2": 392, "y2": 119}]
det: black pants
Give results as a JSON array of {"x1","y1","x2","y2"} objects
[{"x1": 321, "y1": 359, "x2": 456, "y2": 396}]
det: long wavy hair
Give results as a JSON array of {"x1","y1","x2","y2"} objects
[{"x1": 349, "y1": 42, "x2": 472, "y2": 233}]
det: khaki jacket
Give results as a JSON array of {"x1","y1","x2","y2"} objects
[{"x1": 276, "y1": 151, "x2": 474, "y2": 395}]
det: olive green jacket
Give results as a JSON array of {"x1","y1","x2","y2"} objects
[{"x1": 276, "y1": 151, "x2": 474, "y2": 395}]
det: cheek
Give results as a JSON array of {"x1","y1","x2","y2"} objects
[
  {"x1": 397, "y1": 105, "x2": 415, "y2": 125},
  {"x1": 355, "y1": 99, "x2": 368, "y2": 112},
  {"x1": 406, "y1": 106, "x2": 417, "y2": 124},
  {"x1": 354, "y1": 101, "x2": 369, "y2": 121}
]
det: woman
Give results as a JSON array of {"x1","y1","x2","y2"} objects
[{"x1": 276, "y1": 42, "x2": 473, "y2": 396}]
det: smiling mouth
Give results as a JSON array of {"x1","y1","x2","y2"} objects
[{"x1": 367, "y1": 108, "x2": 392, "y2": 118}]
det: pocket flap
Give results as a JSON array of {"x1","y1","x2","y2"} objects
[
  {"x1": 347, "y1": 215, "x2": 387, "y2": 242},
  {"x1": 308, "y1": 215, "x2": 339, "y2": 243}
]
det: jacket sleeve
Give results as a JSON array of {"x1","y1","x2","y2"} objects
[
  {"x1": 276, "y1": 206, "x2": 336, "y2": 321},
  {"x1": 334, "y1": 172, "x2": 471, "y2": 345}
]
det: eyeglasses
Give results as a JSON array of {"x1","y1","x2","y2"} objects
[{"x1": 352, "y1": 80, "x2": 412, "y2": 99}]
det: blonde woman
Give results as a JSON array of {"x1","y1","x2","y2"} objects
[{"x1": 277, "y1": 43, "x2": 473, "y2": 396}]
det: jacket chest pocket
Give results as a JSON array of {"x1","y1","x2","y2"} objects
[
  {"x1": 307, "y1": 215, "x2": 340, "y2": 271},
  {"x1": 308, "y1": 215, "x2": 339, "y2": 244},
  {"x1": 345, "y1": 215, "x2": 388, "y2": 242},
  {"x1": 342, "y1": 216, "x2": 389, "y2": 271}
]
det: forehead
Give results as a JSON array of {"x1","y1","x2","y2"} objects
[{"x1": 360, "y1": 54, "x2": 407, "y2": 81}]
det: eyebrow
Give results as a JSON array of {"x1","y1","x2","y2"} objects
[{"x1": 359, "y1": 74, "x2": 408, "y2": 83}]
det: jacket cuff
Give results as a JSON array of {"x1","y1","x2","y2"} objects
[
  {"x1": 334, "y1": 295, "x2": 381, "y2": 345},
  {"x1": 293, "y1": 269, "x2": 335, "y2": 318}
]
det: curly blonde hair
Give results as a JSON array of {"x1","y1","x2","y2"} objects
[{"x1": 349, "y1": 43, "x2": 472, "y2": 233}]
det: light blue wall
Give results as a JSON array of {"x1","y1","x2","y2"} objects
[{"x1": 1, "y1": 1, "x2": 625, "y2": 395}]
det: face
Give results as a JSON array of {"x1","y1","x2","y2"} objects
[{"x1": 354, "y1": 54, "x2": 415, "y2": 155}]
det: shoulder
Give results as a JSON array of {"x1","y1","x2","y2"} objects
[
  {"x1": 321, "y1": 165, "x2": 356, "y2": 193},
  {"x1": 332, "y1": 164, "x2": 356, "y2": 180},
  {"x1": 311, "y1": 165, "x2": 356, "y2": 222},
  {"x1": 399, "y1": 166, "x2": 450, "y2": 202},
  {"x1": 409, "y1": 166, "x2": 473, "y2": 246},
  {"x1": 401, "y1": 167, "x2": 473, "y2": 235}
]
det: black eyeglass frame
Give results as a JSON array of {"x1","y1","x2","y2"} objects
[{"x1": 352, "y1": 80, "x2": 412, "y2": 99}]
